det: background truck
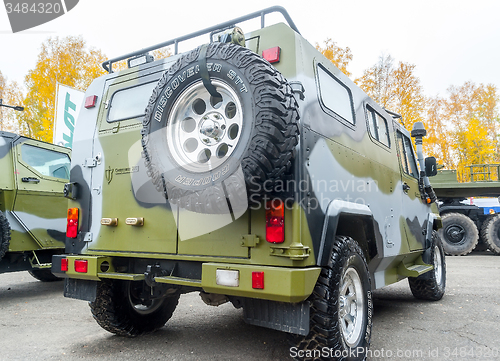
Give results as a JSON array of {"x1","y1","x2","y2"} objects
[
  {"x1": 53, "y1": 7, "x2": 445, "y2": 360},
  {"x1": 0, "y1": 131, "x2": 71, "y2": 281},
  {"x1": 432, "y1": 164, "x2": 500, "y2": 255}
]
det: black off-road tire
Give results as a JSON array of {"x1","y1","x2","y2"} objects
[
  {"x1": 0, "y1": 211, "x2": 11, "y2": 260},
  {"x1": 474, "y1": 235, "x2": 489, "y2": 252},
  {"x1": 28, "y1": 269, "x2": 62, "y2": 282},
  {"x1": 408, "y1": 231, "x2": 446, "y2": 301},
  {"x1": 141, "y1": 42, "x2": 299, "y2": 213},
  {"x1": 290, "y1": 236, "x2": 372, "y2": 361},
  {"x1": 480, "y1": 215, "x2": 500, "y2": 254},
  {"x1": 90, "y1": 279, "x2": 180, "y2": 337},
  {"x1": 438, "y1": 212, "x2": 478, "y2": 256}
]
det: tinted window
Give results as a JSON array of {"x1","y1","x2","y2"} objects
[
  {"x1": 317, "y1": 65, "x2": 355, "y2": 124},
  {"x1": 108, "y1": 81, "x2": 158, "y2": 122},
  {"x1": 396, "y1": 131, "x2": 419, "y2": 178},
  {"x1": 366, "y1": 107, "x2": 390, "y2": 147},
  {"x1": 21, "y1": 144, "x2": 71, "y2": 179}
]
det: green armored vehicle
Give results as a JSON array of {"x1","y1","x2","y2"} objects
[
  {"x1": 432, "y1": 164, "x2": 500, "y2": 255},
  {"x1": 53, "y1": 7, "x2": 445, "y2": 359},
  {"x1": 1, "y1": 131, "x2": 71, "y2": 281}
]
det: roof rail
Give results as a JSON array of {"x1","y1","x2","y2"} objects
[{"x1": 102, "y1": 6, "x2": 299, "y2": 73}]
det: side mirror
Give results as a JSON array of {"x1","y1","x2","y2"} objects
[{"x1": 425, "y1": 157, "x2": 437, "y2": 177}]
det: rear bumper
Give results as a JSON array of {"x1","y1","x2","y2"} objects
[{"x1": 52, "y1": 255, "x2": 321, "y2": 303}]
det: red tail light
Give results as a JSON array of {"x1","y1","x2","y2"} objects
[
  {"x1": 74, "y1": 260, "x2": 88, "y2": 273},
  {"x1": 66, "y1": 208, "x2": 79, "y2": 238},
  {"x1": 84, "y1": 95, "x2": 98, "y2": 108},
  {"x1": 266, "y1": 199, "x2": 284, "y2": 243},
  {"x1": 262, "y1": 46, "x2": 281, "y2": 64},
  {"x1": 61, "y1": 258, "x2": 68, "y2": 272}
]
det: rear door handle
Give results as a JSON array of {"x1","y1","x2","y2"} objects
[{"x1": 22, "y1": 177, "x2": 40, "y2": 183}]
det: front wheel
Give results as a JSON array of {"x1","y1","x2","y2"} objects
[
  {"x1": 291, "y1": 236, "x2": 372, "y2": 361},
  {"x1": 408, "y1": 231, "x2": 446, "y2": 301},
  {"x1": 90, "y1": 279, "x2": 180, "y2": 337}
]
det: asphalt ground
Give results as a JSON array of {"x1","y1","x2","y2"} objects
[{"x1": 0, "y1": 252, "x2": 498, "y2": 361}]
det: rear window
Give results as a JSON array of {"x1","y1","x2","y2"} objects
[
  {"x1": 107, "y1": 81, "x2": 158, "y2": 122},
  {"x1": 317, "y1": 64, "x2": 355, "y2": 125}
]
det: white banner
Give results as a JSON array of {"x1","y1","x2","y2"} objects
[{"x1": 53, "y1": 83, "x2": 84, "y2": 148}]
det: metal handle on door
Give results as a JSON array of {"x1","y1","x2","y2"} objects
[{"x1": 21, "y1": 177, "x2": 40, "y2": 183}]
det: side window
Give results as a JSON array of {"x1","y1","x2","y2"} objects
[
  {"x1": 107, "y1": 81, "x2": 158, "y2": 123},
  {"x1": 317, "y1": 64, "x2": 355, "y2": 125},
  {"x1": 396, "y1": 131, "x2": 419, "y2": 178},
  {"x1": 366, "y1": 107, "x2": 390, "y2": 147},
  {"x1": 21, "y1": 144, "x2": 71, "y2": 180}
]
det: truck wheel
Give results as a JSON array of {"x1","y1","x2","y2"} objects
[
  {"x1": 438, "y1": 212, "x2": 478, "y2": 256},
  {"x1": 481, "y1": 215, "x2": 500, "y2": 255},
  {"x1": 90, "y1": 279, "x2": 180, "y2": 337},
  {"x1": 28, "y1": 269, "x2": 62, "y2": 282},
  {"x1": 408, "y1": 231, "x2": 446, "y2": 301},
  {"x1": 0, "y1": 211, "x2": 11, "y2": 260},
  {"x1": 142, "y1": 42, "x2": 299, "y2": 213},
  {"x1": 290, "y1": 236, "x2": 372, "y2": 361}
]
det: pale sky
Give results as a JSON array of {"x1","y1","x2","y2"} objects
[{"x1": 1, "y1": 0, "x2": 499, "y2": 98}]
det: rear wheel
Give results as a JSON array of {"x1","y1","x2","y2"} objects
[
  {"x1": 408, "y1": 231, "x2": 446, "y2": 301},
  {"x1": 90, "y1": 279, "x2": 180, "y2": 337},
  {"x1": 480, "y1": 215, "x2": 500, "y2": 255},
  {"x1": 290, "y1": 236, "x2": 372, "y2": 361},
  {"x1": 0, "y1": 211, "x2": 11, "y2": 260},
  {"x1": 438, "y1": 212, "x2": 478, "y2": 255},
  {"x1": 28, "y1": 269, "x2": 62, "y2": 282}
]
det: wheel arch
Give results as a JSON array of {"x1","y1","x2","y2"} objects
[{"x1": 317, "y1": 200, "x2": 378, "y2": 267}]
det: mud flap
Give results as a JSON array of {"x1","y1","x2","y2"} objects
[
  {"x1": 64, "y1": 278, "x2": 97, "y2": 302},
  {"x1": 242, "y1": 298, "x2": 310, "y2": 336}
]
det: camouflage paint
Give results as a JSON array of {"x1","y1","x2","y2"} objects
[{"x1": 60, "y1": 19, "x2": 439, "y2": 301}]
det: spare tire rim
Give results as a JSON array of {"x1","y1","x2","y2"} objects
[
  {"x1": 166, "y1": 80, "x2": 243, "y2": 173},
  {"x1": 339, "y1": 266, "x2": 365, "y2": 347}
]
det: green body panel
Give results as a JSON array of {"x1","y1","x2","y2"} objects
[
  {"x1": 202, "y1": 263, "x2": 321, "y2": 303},
  {"x1": 90, "y1": 131, "x2": 177, "y2": 255}
]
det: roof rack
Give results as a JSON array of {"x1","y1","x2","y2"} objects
[{"x1": 102, "y1": 6, "x2": 299, "y2": 73}]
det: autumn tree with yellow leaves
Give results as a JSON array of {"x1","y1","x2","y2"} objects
[
  {"x1": 316, "y1": 38, "x2": 353, "y2": 77},
  {"x1": 21, "y1": 36, "x2": 107, "y2": 142},
  {"x1": 0, "y1": 71, "x2": 23, "y2": 133},
  {"x1": 430, "y1": 82, "x2": 500, "y2": 180},
  {"x1": 355, "y1": 54, "x2": 425, "y2": 132}
]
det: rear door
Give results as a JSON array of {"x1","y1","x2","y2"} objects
[
  {"x1": 12, "y1": 139, "x2": 70, "y2": 249},
  {"x1": 88, "y1": 69, "x2": 179, "y2": 255}
]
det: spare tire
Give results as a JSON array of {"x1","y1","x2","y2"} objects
[
  {"x1": 141, "y1": 42, "x2": 299, "y2": 213},
  {"x1": 0, "y1": 211, "x2": 10, "y2": 260}
]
